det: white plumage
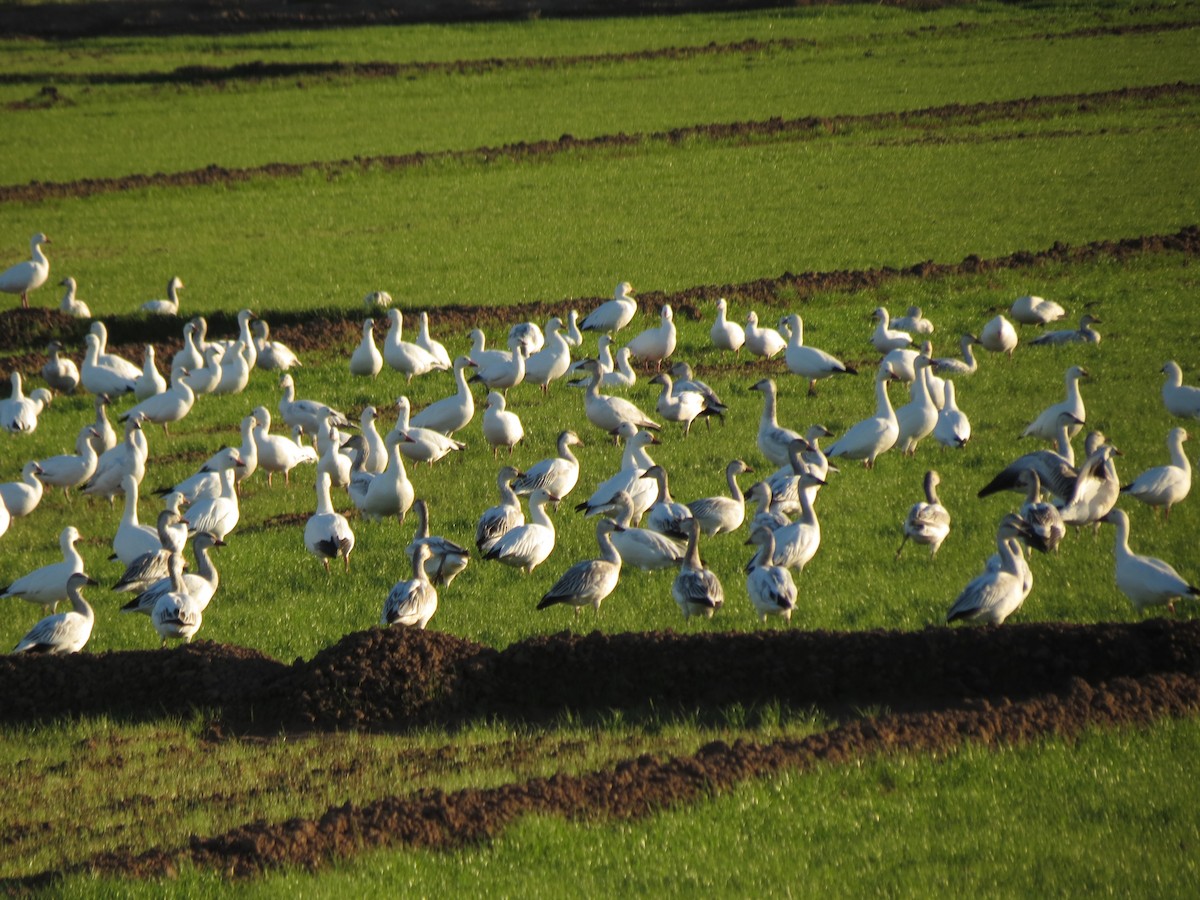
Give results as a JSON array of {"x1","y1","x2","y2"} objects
[
  {"x1": 481, "y1": 391, "x2": 525, "y2": 457},
  {"x1": 484, "y1": 488, "x2": 557, "y2": 573},
  {"x1": 383, "y1": 543, "x2": 439, "y2": 629},
  {"x1": 580, "y1": 281, "x2": 637, "y2": 335},
  {"x1": 537, "y1": 519, "x2": 623, "y2": 616},
  {"x1": 1022, "y1": 365, "x2": 1088, "y2": 442},
  {"x1": 57, "y1": 276, "x2": 90, "y2": 318},
  {"x1": 1161, "y1": 361, "x2": 1200, "y2": 420},
  {"x1": 932, "y1": 380, "x2": 971, "y2": 449},
  {"x1": 780, "y1": 313, "x2": 857, "y2": 395},
  {"x1": 710, "y1": 298, "x2": 745, "y2": 353},
  {"x1": 1010, "y1": 295, "x2": 1066, "y2": 327},
  {"x1": 673, "y1": 518, "x2": 724, "y2": 621},
  {"x1": 896, "y1": 470, "x2": 951, "y2": 559},
  {"x1": 744, "y1": 310, "x2": 786, "y2": 359},
  {"x1": 826, "y1": 363, "x2": 900, "y2": 468},
  {"x1": 12, "y1": 572, "x2": 96, "y2": 654},
  {"x1": 625, "y1": 304, "x2": 677, "y2": 369},
  {"x1": 410, "y1": 356, "x2": 476, "y2": 435},
  {"x1": 305, "y1": 471, "x2": 355, "y2": 572},
  {"x1": 0, "y1": 526, "x2": 86, "y2": 613},
  {"x1": 141, "y1": 276, "x2": 184, "y2": 315},
  {"x1": 350, "y1": 318, "x2": 384, "y2": 377},
  {"x1": 1104, "y1": 509, "x2": 1198, "y2": 614},
  {"x1": 0, "y1": 233, "x2": 50, "y2": 309},
  {"x1": 745, "y1": 528, "x2": 797, "y2": 623},
  {"x1": 1120, "y1": 427, "x2": 1191, "y2": 518}
]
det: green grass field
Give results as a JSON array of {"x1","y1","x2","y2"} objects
[{"x1": 1, "y1": 0, "x2": 1199, "y2": 891}]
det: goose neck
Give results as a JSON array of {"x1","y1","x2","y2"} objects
[
  {"x1": 597, "y1": 529, "x2": 622, "y2": 567},
  {"x1": 726, "y1": 466, "x2": 745, "y2": 502},
  {"x1": 529, "y1": 497, "x2": 555, "y2": 531}
]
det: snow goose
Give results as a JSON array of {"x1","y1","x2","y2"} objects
[
  {"x1": 482, "y1": 391, "x2": 524, "y2": 457},
  {"x1": 217, "y1": 413, "x2": 260, "y2": 492},
  {"x1": 895, "y1": 356, "x2": 939, "y2": 455},
  {"x1": 405, "y1": 499, "x2": 470, "y2": 587},
  {"x1": 946, "y1": 535, "x2": 1027, "y2": 625},
  {"x1": 0, "y1": 461, "x2": 44, "y2": 518},
  {"x1": 564, "y1": 309, "x2": 584, "y2": 347},
  {"x1": 278, "y1": 373, "x2": 353, "y2": 434},
  {"x1": 931, "y1": 334, "x2": 980, "y2": 376},
  {"x1": 594, "y1": 490, "x2": 684, "y2": 571},
  {"x1": 41, "y1": 340, "x2": 79, "y2": 394},
  {"x1": 580, "y1": 281, "x2": 638, "y2": 335},
  {"x1": 172, "y1": 322, "x2": 204, "y2": 378},
  {"x1": 538, "y1": 518, "x2": 623, "y2": 616},
  {"x1": 83, "y1": 416, "x2": 146, "y2": 503},
  {"x1": 508, "y1": 320, "x2": 544, "y2": 357},
  {"x1": 120, "y1": 367, "x2": 195, "y2": 435},
  {"x1": 150, "y1": 552, "x2": 203, "y2": 646},
  {"x1": 0, "y1": 233, "x2": 50, "y2": 309},
  {"x1": 746, "y1": 480, "x2": 791, "y2": 535},
  {"x1": 168, "y1": 444, "x2": 243, "y2": 502},
  {"x1": 364, "y1": 290, "x2": 392, "y2": 310},
  {"x1": 765, "y1": 431, "x2": 833, "y2": 516},
  {"x1": 305, "y1": 471, "x2": 355, "y2": 572},
  {"x1": 112, "y1": 473, "x2": 159, "y2": 565},
  {"x1": 744, "y1": 311, "x2": 786, "y2": 359},
  {"x1": 467, "y1": 328, "x2": 512, "y2": 373},
  {"x1": 826, "y1": 362, "x2": 900, "y2": 468},
  {"x1": 1059, "y1": 442, "x2": 1122, "y2": 529},
  {"x1": 979, "y1": 314, "x2": 1018, "y2": 358},
  {"x1": 1030, "y1": 313, "x2": 1102, "y2": 346},
  {"x1": 470, "y1": 343, "x2": 527, "y2": 392},
  {"x1": 411, "y1": 356, "x2": 476, "y2": 435},
  {"x1": 896, "y1": 470, "x2": 950, "y2": 559},
  {"x1": 183, "y1": 464, "x2": 242, "y2": 541},
  {"x1": 978, "y1": 411, "x2": 1082, "y2": 500},
  {"x1": 122, "y1": 531, "x2": 223, "y2": 615},
  {"x1": 673, "y1": 518, "x2": 724, "y2": 621},
  {"x1": 182, "y1": 346, "x2": 222, "y2": 395},
  {"x1": 574, "y1": 424, "x2": 659, "y2": 522},
  {"x1": 750, "y1": 378, "x2": 803, "y2": 468},
  {"x1": 85, "y1": 394, "x2": 117, "y2": 453},
  {"x1": 0, "y1": 526, "x2": 85, "y2": 613},
  {"x1": 710, "y1": 298, "x2": 745, "y2": 353},
  {"x1": 90, "y1": 321, "x2": 141, "y2": 380},
  {"x1": 383, "y1": 309, "x2": 447, "y2": 380},
  {"x1": 484, "y1": 488, "x2": 557, "y2": 573},
  {"x1": 40, "y1": 431, "x2": 99, "y2": 497},
  {"x1": 1010, "y1": 295, "x2": 1066, "y2": 328},
  {"x1": 81, "y1": 333, "x2": 136, "y2": 397},
  {"x1": 640, "y1": 465, "x2": 693, "y2": 541},
  {"x1": 353, "y1": 431, "x2": 415, "y2": 524},
  {"x1": 0, "y1": 494, "x2": 8, "y2": 539},
  {"x1": 780, "y1": 313, "x2": 857, "y2": 395},
  {"x1": 141, "y1": 277, "x2": 184, "y2": 316},
  {"x1": 525, "y1": 317, "x2": 572, "y2": 392},
  {"x1": 1121, "y1": 427, "x2": 1191, "y2": 518},
  {"x1": 133, "y1": 345, "x2": 167, "y2": 400},
  {"x1": 1023, "y1": 366, "x2": 1088, "y2": 442},
  {"x1": 2, "y1": 373, "x2": 52, "y2": 433},
  {"x1": 601, "y1": 346, "x2": 637, "y2": 389},
  {"x1": 253, "y1": 320, "x2": 300, "y2": 371},
  {"x1": 745, "y1": 527, "x2": 797, "y2": 623},
  {"x1": 392, "y1": 396, "x2": 466, "y2": 465},
  {"x1": 512, "y1": 430, "x2": 583, "y2": 505},
  {"x1": 626, "y1": 303, "x2": 677, "y2": 369},
  {"x1": 382, "y1": 544, "x2": 438, "y2": 629},
  {"x1": 12, "y1": 572, "x2": 97, "y2": 654},
  {"x1": 317, "y1": 424, "x2": 353, "y2": 488},
  {"x1": 758, "y1": 470, "x2": 825, "y2": 573},
  {"x1": 983, "y1": 515, "x2": 1036, "y2": 595},
  {"x1": 870, "y1": 307, "x2": 912, "y2": 354},
  {"x1": 933, "y1": 380, "x2": 971, "y2": 449},
  {"x1": 667, "y1": 362, "x2": 726, "y2": 425},
  {"x1": 1162, "y1": 362, "x2": 1200, "y2": 419},
  {"x1": 567, "y1": 334, "x2": 616, "y2": 384},
  {"x1": 357, "y1": 406, "x2": 388, "y2": 475},
  {"x1": 891, "y1": 305, "x2": 935, "y2": 336},
  {"x1": 350, "y1": 318, "x2": 384, "y2": 378},
  {"x1": 112, "y1": 509, "x2": 187, "y2": 596},
  {"x1": 476, "y1": 465, "x2": 524, "y2": 555},
  {"x1": 417, "y1": 311, "x2": 453, "y2": 369},
  {"x1": 880, "y1": 346, "x2": 920, "y2": 384},
  {"x1": 687, "y1": 459, "x2": 753, "y2": 536},
  {"x1": 650, "y1": 372, "x2": 714, "y2": 436},
  {"x1": 576, "y1": 358, "x2": 660, "y2": 438},
  {"x1": 1019, "y1": 470, "x2": 1065, "y2": 554},
  {"x1": 1102, "y1": 509, "x2": 1198, "y2": 614},
  {"x1": 57, "y1": 276, "x2": 90, "y2": 318},
  {"x1": 214, "y1": 340, "x2": 254, "y2": 397}
]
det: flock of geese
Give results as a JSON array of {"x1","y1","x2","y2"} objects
[{"x1": 1, "y1": 231, "x2": 1198, "y2": 656}]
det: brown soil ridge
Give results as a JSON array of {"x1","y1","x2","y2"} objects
[
  {"x1": 18, "y1": 671, "x2": 1200, "y2": 883},
  {"x1": 3, "y1": 81, "x2": 1196, "y2": 203}
]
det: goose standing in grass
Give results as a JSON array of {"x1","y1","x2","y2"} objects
[
  {"x1": 40, "y1": 430, "x2": 100, "y2": 498},
  {"x1": 1102, "y1": 509, "x2": 1198, "y2": 614},
  {"x1": 12, "y1": 572, "x2": 97, "y2": 655},
  {"x1": 0, "y1": 233, "x2": 50, "y2": 309},
  {"x1": 881, "y1": 344, "x2": 921, "y2": 384},
  {"x1": 383, "y1": 309, "x2": 447, "y2": 381},
  {"x1": 946, "y1": 534, "x2": 1028, "y2": 625},
  {"x1": 183, "y1": 346, "x2": 222, "y2": 396},
  {"x1": 626, "y1": 303, "x2": 677, "y2": 369},
  {"x1": 1161, "y1": 361, "x2": 1200, "y2": 420},
  {"x1": 278, "y1": 373, "x2": 353, "y2": 434},
  {"x1": 1022, "y1": 366, "x2": 1088, "y2": 442},
  {"x1": 476, "y1": 465, "x2": 525, "y2": 555},
  {"x1": 357, "y1": 406, "x2": 388, "y2": 476},
  {"x1": 508, "y1": 320, "x2": 544, "y2": 358},
  {"x1": 112, "y1": 509, "x2": 188, "y2": 595},
  {"x1": 141, "y1": 276, "x2": 184, "y2": 315},
  {"x1": 1059, "y1": 442, "x2": 1122, "y2": 529},
  {"x1": 512, "y1": 430, "x2": 583, "y2": 506},
  {"x1": 0, "y1": 526, "x2": 85, "y2": 613},
  {"x1": 745, "y1": 527, "x2": 797, "y2": 624},
  {"x1": 576, "y1": 358, "x2": 660, "y2": 438},
  {"x1": 979, "y1": 314, "x2": 1018, "y2": 358},
  {"x1": 393, "y1": 396, "x2": 467, "y2": 465},
  {"x1": 758, "y1": 471, "x2": 825, "y2": 573},
  {"x1": 411, "y1": 356, "x2": 476, "y2": 436},
  {"x1": 595, "y1": 490, "x2": 684, "y2": 571},
  {"x1": 207, "y1": 413, "x2": 260, "y2": 494},
  {"x1": 1019, "y1": 470, "x2": 1066, "y2": 554},
  {"x1": 41, "y1": 340, "x2": 79, "y2": 394},
  {"x1": 744, "y1": 310, "x2": 786, "y2": 359},
  {"x1": 133, "y1": 345, "x2": 167, "y2": 400},
  {"x1": 580, "y1": 281, "x2": 637, "y2": 335},
  {"x1": 567, "y1": 335, "x2": 615, "y2": 384},
  {"x1": 350, "y1": 319, "x2": 383, "y2": 378},
  {"x1": 780, "y1": 313, "x2": 857, "y2": 396},
  {"x1": 253, "y1": 407, "x2": 315, "y2": 486},
  {"x1": 81, "y1": 333, "x2": 136, "y2": 397},
  {"x1": 895, "y1": 356, "x2": 939, "y2": 455},
  {"x1": 1, "y1": 373, "x2": 52, "y2": 434},
  {"x1": 710, "y1": 298, "x2": 745, "y2": 353},
  {"x1": 484, "y1": 488, "x2": 558, "y2": 573},
  {"x1": 673, "y1": 518, "x2": 724, "y2": 621},
  {"x1": 0, "y1": 462, "x2": 43, "y2": 519},
  {"x1": 467, "y1": 328, "x2": 513, "y2": 373},
  {"x1": 931, "y1": 334, "x2": 980, "y2": 377},
  {"x1": 57, "y1": 276, "x2": 89, "y2": 318},
  {"x1": 1121, "y1": 427, "x2": 1191, "y2": 518},
  {"x1": 1030, "y1": 313, "x2": 1102, "y2": 346},
  {"x1": 382, "y1": 543, "x2": 438, "y2": 629},
  {"x1": 150, "y1": 553, "x2": 203, "y2": 646},
  {"x1": 668, "y1": 361, "x2": 726, "y2": 425},
  {"x1": 183, "y1": 464, "x2": 242, "y2": 541},
  {"x1": 563, "y1": 309, "x2": 584, "y2": 348},
  {"x1": 120, "y1": 367, "x2": 195, "y2": 436},
  {"x1": 482, "y1": 391, "x2": 524, "y2": 457},
  {"x1": 538, "y1": 519, "x2": 623, "y2": 616},
  {"x1": 470, "y1": 343, "x2": 527, "y2": 392},
  {"x1": 0, "y1": 496, "x2": 8, "y2": 539},
  {"x1": 405, "y1": 499, "x2": 470, "y2": 587},
  {"x1": 750, "y1": 378, "x2": 803, "y2": 468},
  {"x1": 306, "y1": 471, "x2": 355, "y2": 572},
  {"x1": 599, "y1": 346, "x2": 638, "y2": 388},
  {"x1": 91, "y1": 322, "x2": 141, "y2": 380},
  {"x1": 933, "y1": 380, "x2": 971, "y2": 449},
  {"x1": 253, "y1": 320, "x2": 301, "y2": 371},
  {"x1": 977, "y1": 411, "x2": 1083, "y2": 500},
  {"x1": 317, "y1": 424, "x2": 353, "y2": 488},
  {"x1": 650, "y1": 372, "x2": 711, "y2": 436},
  {"x1": 112, "y1": 473, "x2": 159, "y2": 565},
  {"x1": 575, "y1": 425, "x2": 660, "y2": 522},
  {"x1": 640, "y1": 465, "x2": 693, "y2": 541},
  {"x1": 1010, "y1": 295, "x2": 1066, "y2": 328},
  {"x1": 891, "y1": 305, "x2": 935, "y2": 336},
  {"x1": 352, "y1": 431, "x2": 415, "y2": 524},
  {"x1": 827, "y1": 362, "x2": 899, "y2": 468},
  {"x1": 416, "y1": 311, "x2": 453, "y2": 370},
  {"x1": 870, "y1": 307, "x2": 913, "y2": 354},
  {"x1": 171, "y1": 321, "x2": 204, "y2": 378},
  {"x1": 763, "y1": 428, "x2": 835, "y2": 517},
  {"x1": 746, "y1": 481, "x2": 791, "y2": 535},
  {"x1": 84, "y1": 394, "x2": 117, "y2": 453},
  {"x1": 687, "y1": 459, "x2": 753, "y2": 536},
  {"x1": 525, "y1": 317, "x2": 572, "y2": 392},
  {"x1": 83, "y1": 416, "x2": 147, "y2": 503},
  {"x1": 896, "y1": 470, "x2": 951, "y2": 559},
  {"x1": 122, "y1": 531, "x2": 224, "y2": 615}
]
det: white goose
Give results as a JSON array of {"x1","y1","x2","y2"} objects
[
  {"x1": 120, "y1": 367, "x2": 195, "y2": 435},
  {"x1": 626, "y1": 304, "x2": 677, "y2": 369},
  {"x1": 252, "y1": 320, "x2": 301, "y2": 371},
  {"x1": 0, "y1": 232, "x2": 50, "y2": 309},
  {"x1": 640, "y1": 465, "x2": 693, "y2": 541},
  {"x1": 764, "y1": 430, "x2": 834, "y2": 516},
  {"x1": 393, "y1": 396, "x2": 466, "y2": 465},
  {"x1": 83, "y1": 416, "x2": 147, "y2": 503},
  {"x1": 931, "y1": 334, "x2": 980, "y2": 376},
  {"x1": 668, "y1": 362, "x2": 726, "y2": 424},
  {"x1": 761, "y1": 471, "x2": 825, "y2": 573},
  {"x1": 475, "y1": 465, "x2": 524, "y2": 555},
  {"x1": 673, "y1": 518, "x2": 724, "y2": 621},
  {"x1": 745, "y1": 527, "x2": 797, "y2": 624},
  {"x1": 896, "y1": 470, "x2": 951, "y2": 559},
  {"x1": 57, "y1": 276, "x2": 90, "y2": 318},
  {"x1": 891, "y1": 305, "x2": 935, "y2": 335},
  {"x1": 1059, "y1": 442, "x2": 1122, "y2": 529},
  {"x1": 746, "y1": 481, "x2": 791, "y2": 535},
  {"x1": 305, "y1": 471, "x2": 355, "y2": 572},
  {"x1": 349, "y1": 318, "x2": 384, "y2": 377},
  {"x1": 1121, "y1": 427, "x2": 1191, "y2": 518},
  {"x1": 141, "y1": 276, "x2": 184, "y2": 315},
  {"x1": 484, "y1": 488, "x2": 557, "y2": 573},
  {"x1": 122, "y1": 532, "x2": 223, "y2": 616},
  {"x1": 946, "y1": 535, "x2": 1027, "y2": 625},
  {"x1": 351, "y1": 431, "x2": 415, "y2": 524},
  {"x1": 574, "y1": 424, "x2": 659, "y2": 522},
  {"x1": 1022, "y1": 365, "x2": 1088, "y2": 442},
  {"x1": 81, "y1": 333, "x2": 136, "y2": 396},
  {"x1": 650, "y1": 372, "x2": 710, "y2": 436},
  {"x1": 467, "y1": 328, "x2": 513, "y2": 373},
  {"x1": 39, "y1": 431, "x2": 100, "y2": 497},
  {"x1": 0, "y1": 461, "x2": 44, "y2": 518},
  {"x1": 932, "y1": 380, "x2": 971, "y2": 449},
  {"x1": 869, "y1": 307, "x2": 912, "y2": 354},
  {"x1": 512, "y1": 430, "x2": 584, "y2": 504},
  {"x1": 410, "y1": 356, "x2": 476, "y2": 435},
  {"x1": 576, "y1": 358, "x2": 660, "y2": 438},
  {"x1": 133, "y1": 345, "x2": 167, "y2": 400},
  {"x1": 358, "y1": 406, "x2": 388, "y2": 475},
  {"x1": 183, "y1": 464, "x2": 242, "y2": 541},
  {"x1": 416, "y1": 311, "x2": 453, "y2": 370},
  {"x1": 895, "y1": 356, "x2": 939, "y2": 455},
  {"x1": 172, "y1": 321, "x2": 205, "y2": 378},
  {"x1": 405, "y1": 499, "x2": 470, "y2": 587},
  {"x1": 979, "y1": 314, "x2": 1018, "y2": 358},
  {"x1": 470, "y1": 343, "x2": 527, "y2": 392},
  {"x1": 563, "y1": 309, "x2": 584, "y2": 348},
  {"x1": 363, "y1": 290, "x2": 392, "y2": 310},
  {"x1": 1103, "y1": 509, "x2": 1199, "y2": 614},
  {"x1": 83, "y1": 394, "x2": 117, "y2": 453},
  {"x1": 213, "y1": 318, "x2": 255, "y2": 395},
  {"x1": 686, "y1": 459, "x2": 753, "y2": 536},
  {"x1": 383, "y1": 309, "x2": 447, "y2": 380},
  {"x1": 1, "y1": 373, "x2": 52, "y2": 434},
  {"x1": 0, "y1": 526, "x2": 85, "y2": 613},
  {"x1": 525, "y1": 317, "x2": 572, "y2": 392},
  {"x1": 90, "y1": 321, "x2": 142, "y2": 380},
  {"x1": 278, "y1": 373, "x2": 353, "y2": 434},
  {"x1": 112, "y1": 508, "x2": 188, "y2": 596},
  {"x1": 150, "y1": 552, "x2": 203, "y2": 645},
  {"x1": 41, "y1": 340, "x2": 79, "y2": 394},
  {"x1": 600, "y1": 490, "x2": 685, "y2": 571},
  {"x1": 182, "y1": 346, "x2": 222, "y2": 395},
  {"x1": 710, "y1": 298, "x2": 745, "y2": 353},
  {"x1": 1010, "y1": 295, "x2": 1066, "y2": 328},
  {"x1": 214, "y1": 412, "x2": 260, "y2": 492},
  {"x1": 317, "y1": 424, "x2": 353, "y2": 488},
  {"x1": 826, "y1": 362, "x2": 899, "y2": 468},
  {"x1": 482, "y1": 391, "x2": 525, "y2": 457},
  {"x1": 580, "y1": 281, "x2": 637, "y2": 335},
  {"x1": 1161, "y1": 362, "x2": 1200, "y2": 420},
  {"x1": 537, "y1": 518, "x2": 623, "y2": 616},
  {"x1": 1030, "y1": 313, "x2": 1102, "y2": 346},
  {"x1": 382, "y1": 543, "x2": 438, "y2": 629},
  {"x1": 112, "y1": 473, "x2": 159, "y2": 565},
  {"x1": 780, "y1": 313, "x2": 857, "y2": 395},
  {"x1": 252, "y1": 407, "x2": 315, "y2": 486},
  {"x1": 744, "y1": 310, "x2": 786, "y2": 359},
  {"x1": 750, "y1": 378, "x2": 803, "y2": 468},
  {"x1": 508, "y1": 321, "x2": 544, "y2": 357},
  {"x1": 601, "y1": 346, "x2": 638, "y2": 389},
  {"x1": 12, "y1": 572, "x2": 97, "y2": 654}
]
